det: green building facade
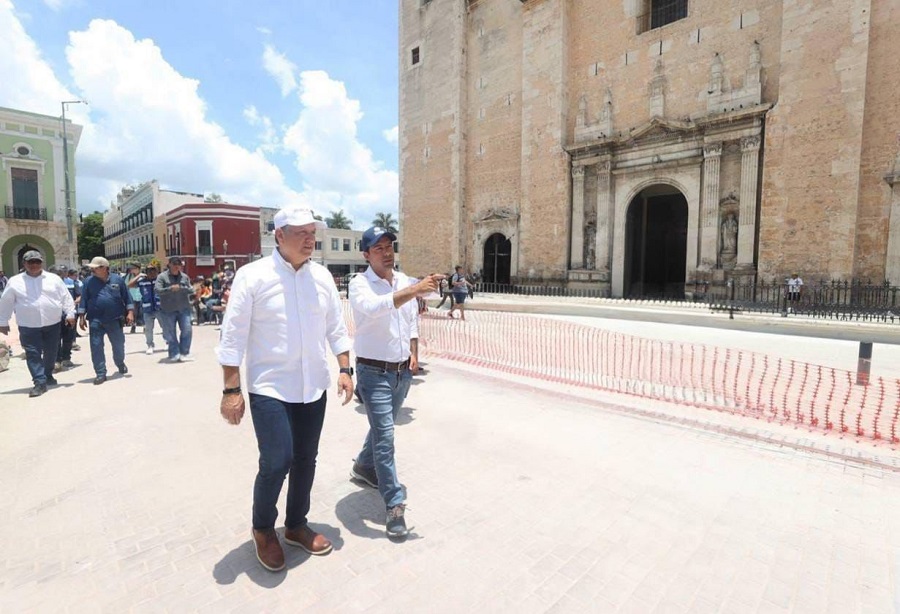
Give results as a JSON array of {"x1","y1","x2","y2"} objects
[{"x1": 0, "y1": 106, "x2": 82, "y2": 274}]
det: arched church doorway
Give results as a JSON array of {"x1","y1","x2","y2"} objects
[
  {"x1": 624, "y1": 185, "x2": 688, "y2": 299},
  {"x1": 482, "y1": 233, "x2": 511, "y2": 284}
]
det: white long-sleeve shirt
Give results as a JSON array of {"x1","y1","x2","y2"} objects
[
  {"x1": 215, "y1": 249, "x2": 352, "y2": 404},
  {"x1": 349, "y1": 267, "x2": 419, "y2": 362},
  {"x1": 0, "y1": 271, "x2": 76, "y2": 328}
]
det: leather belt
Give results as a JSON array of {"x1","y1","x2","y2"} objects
[{"x1": 356, "y1": 356, "x2": 410, "y2": 372}]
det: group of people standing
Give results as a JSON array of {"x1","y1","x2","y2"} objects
[
  {"x1": 0, "y1": 254, "x2": 197, "y2": 392},
  {"x1": 217, "y1": 206, "x2": 440, "y2": 572},
  {"x1": 436, "y1": 265, "x2": 475, "y2": 320}
]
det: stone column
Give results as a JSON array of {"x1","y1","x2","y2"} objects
[
  {"x1": 700, "y1": 143, "x2": 722, "y2": 267},
  {"x1": 570, "y1": 165, "x2": 586, "y2": 269},
  {"x1": 595, "y1": 161, "x2": 613, "y2": 273},
  {"x1": 738, "y1": 135, "x2": 761, "y2": 267}
]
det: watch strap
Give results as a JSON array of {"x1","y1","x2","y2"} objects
[
  {"x1": 222, "y1": 386, "x2": 242, "y2": 395},
  {"x1": 339, "y1": 367, "x2": 354, "y2": 376}
]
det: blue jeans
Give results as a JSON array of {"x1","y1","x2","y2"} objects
[
  {"x1": 355, "y1": 363, "x2": 413, "y2": 509},
  {"x1": 143, "y1": 311, "x2": 159, "y2": 349},
  {"x1": 159, "y1": 308, "x2": 192, "y2": 358},
  {"x1": 89, "y1": 319, "x2": 126, "y2": 377},
  {"x1": 248, "y1": 392, "x2": 327, "y2": 530},
  {"x1": 18, "y1": 324, "x2": 61, "y2": 385}
]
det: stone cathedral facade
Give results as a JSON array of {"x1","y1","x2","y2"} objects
[{"x1": 398, "y1": 0, "x2": 900, "y2": 297}]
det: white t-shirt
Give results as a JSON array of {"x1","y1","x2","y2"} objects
[{"x1": 787, "y1": 277, "x2": 803, "y2": 293}]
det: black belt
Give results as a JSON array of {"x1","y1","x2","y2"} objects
[{"x1": 356, "y1": 357, "x2": 410, "y2": 372}]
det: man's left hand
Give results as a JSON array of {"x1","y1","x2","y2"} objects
[
  {"x1": 125, "y1": 312, "x2": 134, "y2": 325},
  {"x1": 65, "y1": 317, "x2": 76, "y2": 328},
  {"x1": 337, "y1": 373, "x2": 354, "y2": 405},
  {"x1": 410, "y1": 355, "x2": 419, "y2": 375}
]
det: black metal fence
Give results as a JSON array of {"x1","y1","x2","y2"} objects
[
  {"x1": 471, "y1": 279, "x2": 900, "y2": 324},
  {"x1": 706, "y1": 280, "x2": 900, "y2": 323},
  {"x1": 475, "y1": 282, "x2": 607, "y2": 298}
]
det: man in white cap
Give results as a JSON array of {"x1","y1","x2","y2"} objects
[
  {"x1": 0, "y1": 250, "x2": 75, "y2": 397},
  {"x1": 217, "y1": 204, "x2": 355, "y2": 572},
  {"x1": 78, "y1": 256, "x2": 134, "y2": 385}
]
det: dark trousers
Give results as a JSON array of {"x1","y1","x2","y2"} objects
[
  {"x1": 18, "y1": 324, "x2": 61, "y2": 385},
  {"x1": 58, "y1": 319, "x2": 76, "y2": 361},
  {"x1": 248, "y1": 392, "x2": 327, "y2": 530},
  {"x1": 89, "y1": 319, "x2": 126, "y2": 377}
]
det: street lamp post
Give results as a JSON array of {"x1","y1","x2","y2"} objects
[{"x1": 61, "y1": 100, "x2": 86, "y2": 266}]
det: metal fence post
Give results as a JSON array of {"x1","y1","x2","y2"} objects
[{"x1": 856, "y1": 342, "x2": 873, "y2": 386}]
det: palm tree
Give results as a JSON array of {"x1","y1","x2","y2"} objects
[
  {"x1": 325, "y1": 209, "x2": 352, "y2": 229},
  {"x1": 372, "y1": 212, "x2": 399, "y2": 233}
]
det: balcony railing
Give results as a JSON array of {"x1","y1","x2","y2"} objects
[{"x1": 5, "y1": 206, "x2": 48, "y2": 221}]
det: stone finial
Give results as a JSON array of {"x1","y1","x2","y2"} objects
[
  {"x1": 598, "y1": 87, "x2": 613, "y2": 137},
  {"x1": 709, "y1": 53, "x2": 725, "y2": 96},
  {"x1": 745, "y1": 41, "x2": 762, "y2": 89},
  {"x1": 649, "y1": 60, "x2": 666, "y2": 117},
  {"x1": 577, "y1": 94, "x2": 588, "y2": 129}
]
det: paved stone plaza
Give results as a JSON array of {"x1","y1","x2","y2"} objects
[{"x1": 2, "y1": 318, "x2": 900, "y2": 613}]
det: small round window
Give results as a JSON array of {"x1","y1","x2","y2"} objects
[{"x1": 16, "y1": 145, "x2": 30, "y2": 156}]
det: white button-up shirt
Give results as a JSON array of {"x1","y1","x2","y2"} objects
[
  {"x1": 349, "y1": 267, "x2": 419, "y2": 362},
  {"x1": 0, "y1": 271, "x2": 75, "y2": 328},
  {"x1": 216, "y1": 249, "x2": 353, "y2": 404}
]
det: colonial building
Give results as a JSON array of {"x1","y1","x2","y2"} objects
[
  {"x1": 165, "y1": 202, "x2": 261, "y2": 277},
  {"x1": 103, "y1": 181, "x2": 204, "y2": 269},
  {"x1": 0, "y1": 106, "x2": 81, "y2": 273},
  {"x1": 399, "y1": 0, "x2": 900, "y2": 297}
]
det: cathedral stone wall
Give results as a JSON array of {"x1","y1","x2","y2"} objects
[{"x1": 400, "y1": 0, "x2": 900, "y2": 291}]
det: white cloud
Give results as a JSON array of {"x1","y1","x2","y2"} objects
[
  {"x1": 42, "y1": 0, "x2": 75, "y2": 11},
  {"x1": 383, "y1": 125, "x2": 399, "y2": 146},
  {"x1": 0, "y1": 2, "x2": 301, "y2": 212},
  {"x1": 262, "y1": 44, "x2": 297, "y2": 97},
  {"x1": 0, "y1": 3, "x2": 398, "y2": 227},
  {"x1": 282, "y1": 70, "x2": 399, "y2": 227},
  {"x1": 0, "y1": 0, "x2": 77, "y2": 116},
  {"x1": 256, "y1": 26, "x2": 272, "y2": 35},
  {"x1": 243, "y1": 105, "x2": 279, "y2": 154}
]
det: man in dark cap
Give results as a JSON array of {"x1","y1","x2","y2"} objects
[
  {"x1": 0, "y1": 250, "x2": 75, "y2": 396},
  {"x1": 155, "y1": 256, "x2": 195, "y2": 362}
]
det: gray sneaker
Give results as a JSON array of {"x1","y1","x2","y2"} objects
[
  {"x1": 350, "y1": 460, "x2": 378, "y2": 488},
  {"x1": 386, "y1": 504, "x2": 408, "y2": 539}
]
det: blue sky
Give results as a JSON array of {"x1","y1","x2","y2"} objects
[{"x1": 1, "y1": 0, "x2": 400, "y2": 228}]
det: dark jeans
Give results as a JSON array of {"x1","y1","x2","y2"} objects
[
  {"x1": 248, "y1": 392, "x2": 327, "y2": 531},
  {"x1": 18, "y1": 324, "x2": 60, "y2": 385},
  {"x1": 131, "y1": 299, "x2": 143, "y2": 329},
  {"x1": 159, "y1": 308, "x2": 193, "y2": 358},
  {"x1": 89, "y1": 319, "x2": 126, "y2": 377},
  {"x1": 58, "y1": 319, "x2": 76, "y2": 362}
]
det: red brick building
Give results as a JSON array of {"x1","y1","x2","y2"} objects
[{"x1": 164, "y1": 203, "x2": 260, "y2": 277}]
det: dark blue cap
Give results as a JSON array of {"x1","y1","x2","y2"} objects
[{"x1": 360, "y1": 226, "x2": 397, "y2": 252}]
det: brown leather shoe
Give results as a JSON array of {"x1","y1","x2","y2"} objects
[
  {"x1": 283, "y1": 524, "x2": 333, "y2": 556},
  {"x1": 251, "y1": 528, "x2": 285, "y2": 571}
]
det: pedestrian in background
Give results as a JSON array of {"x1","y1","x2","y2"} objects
[
  {"x1": 0, "y1": 250, "x2": 75, "y2": 397},
  {"x1": 448, "y1": 265, "x2": 473, "y2": 320},
  {"x1": 349, "y1": 226, "x2": 441, "y2": 539},
  {"x1": 78, "y1": 257, "x2": 133, "y2": 385},
  {"x1": 155, "y1": 257, "x2": 195, "y2": 362},
  {"x1": 53, "y1": 266, "x2": 78, "y2": 372},
  {"x1": 124, "y1": 263, "x2": 144, "y2": 334},
  {"x1": 217, "y1": 204, "x2": 354, "y2": 572},
  {"x1": 133, "y1": 265, "x2": 161, "y2": 355},
  {"x1": 0, "y1": 269, "x2": 8, "y2": 295}
]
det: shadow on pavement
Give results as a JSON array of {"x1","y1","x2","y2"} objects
[
  {"x1": 334, "y1": 489, "x2": 388, "y2": 540},
  {"x1": 352, "y1": 402, "x2": 417, "y2": 425},
  {"x1": 212, "y1": 523, "x2": 344, "y2": 588}
]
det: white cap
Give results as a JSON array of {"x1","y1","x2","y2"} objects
[{"x1": 273, "y1": 205, "x2": 326, "y2": 230}]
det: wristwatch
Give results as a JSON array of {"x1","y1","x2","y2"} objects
[
  {"x1": 222, "y1": 386, "x2": 242, "y2": 395},
  {"x1": 339, "y1": 367, "x2": 354, "y2": 376}
]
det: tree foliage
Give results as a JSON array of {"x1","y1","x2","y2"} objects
[
  {"x1": 204, "y1": 192, "x2": 223, "y2": 203},
  {"x1": 372, "y1": 212, "x2": 399, "y2": 233},
  {"x1": 78, "y1": 212, "x2": 105, "y2": 262},
  {"x1": 325, "y1": 209, "x2": 352, "y2": 229}
]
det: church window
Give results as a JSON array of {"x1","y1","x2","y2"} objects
[
  {"x1": 411, "y1": 47, "x2": 420, "y2": 66},
  {"x1": 637, "y1": 0, "x2": 688, "y2": 34},
  {"x1": 11, "y1": 167, "x2": 39, "y2": 212}
]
